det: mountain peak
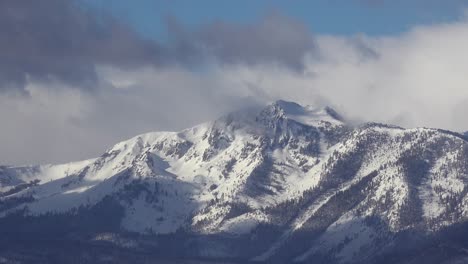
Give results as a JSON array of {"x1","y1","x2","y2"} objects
[
  {"x1": 215, "y1": 100, "x2": 344, "y2": 130},
  {"x1": 271, "y1": 100, "x2": 304, "y2": 115},
  {"x1": 262, "y1": 99, "x2": 344, "y2": 127},
  {"x1": 4, "y1": 97, "x2": 468, "y2": 263}
]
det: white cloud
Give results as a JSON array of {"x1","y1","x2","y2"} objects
[{"x1": 3, "y1": 15, "x2": 468, "y2": 165}]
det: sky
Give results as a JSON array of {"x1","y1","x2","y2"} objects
[
  {"x1": 2, "y1": 0, "x2": 468, "y2": 165},
  {"x1": 84, "y1": 0, "x2": 466, "y2": 37}
]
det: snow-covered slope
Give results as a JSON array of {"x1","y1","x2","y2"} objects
[{"x1": 2, "y1": 100, "x2": 468, "y2": 263}]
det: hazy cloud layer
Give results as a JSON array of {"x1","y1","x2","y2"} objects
[{"x1": 2, "y1": 1, "x2": 468, "y2": 164}]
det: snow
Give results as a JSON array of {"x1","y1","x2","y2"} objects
[
  {"x1": 420, "y1": 150, "x2": 465, "y2": 221},
  {"x1": 2, "y1": 158, "x2": 95, "y2": 185},
  {"x1": 296, "y1": 213, "x2": 379, "y2": 263},
  {"x1": 2, "y1": 100, "x2": 468, "y2": 263},
  {"x1": 271, "y1": 100, "x2": 343, "y2": 127},
  {"x1": 219, "y1": 211, "x2": 269, "y2": 234}
]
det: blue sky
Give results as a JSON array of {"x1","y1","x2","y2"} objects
[{"x1": 84, "y1": 0, "x2": 468, "y2": 39}]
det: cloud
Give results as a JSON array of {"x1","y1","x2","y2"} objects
[
  {"x1": 3, "y1": 1, "x2": 468, "y2": 165},
  {"x1": 0, "y1": 0, "x2": 169, "y2": 94},
  {"x1": 0, "y1": 64, "x2": 267, "y2": 165},
  {"x1": 306, "y1": 20, "x2": 468, "y2": 130},
  {"x1": 166, "y1": 12, "x2": 315, "y2": 70},
  {"x1": 0, "y1": 1, "x2": 315, "y2": 94},
  {"x1": 0, "y1": 0, "x2": 317, "y2": 164}
]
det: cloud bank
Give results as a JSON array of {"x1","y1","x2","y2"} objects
[{"x1": 2, "y1": 1, "x2": 468, "y2": 165}]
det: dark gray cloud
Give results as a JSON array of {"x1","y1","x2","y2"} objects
[
  {"x1": 0, "y1": 0, "x2": 168, "y2": 93},
  {"x1": 167, "y1": 12, "x2": 315, "y2": 70},
  {"x1": 0, "y1": 1, "x2": 315, "y2": 93}
]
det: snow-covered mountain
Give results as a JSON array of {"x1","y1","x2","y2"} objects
[{"x1": 2, "y1": 100, "x2": 468, "y2": 263}]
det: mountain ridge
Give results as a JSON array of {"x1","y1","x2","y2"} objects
[{"x1": 2, "y1": 100, "x2": 468, "y2": 263}]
